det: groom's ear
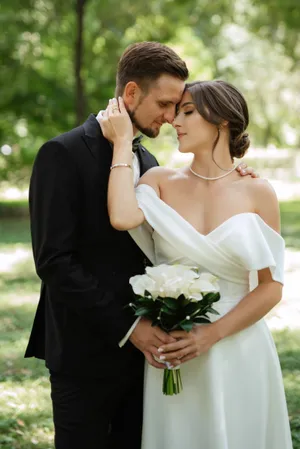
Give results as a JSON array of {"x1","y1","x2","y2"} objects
[{"x1": 123, "y1": 81, "x2": 141, "y2": 106}]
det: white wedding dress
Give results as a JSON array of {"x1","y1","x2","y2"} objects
[{"x1": 129, "y1": 184, "x2": 293, "y2": 449}]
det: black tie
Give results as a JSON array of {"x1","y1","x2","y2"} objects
[{"x1": 132, "y1": 135, "x2": 144, "y2": 152}]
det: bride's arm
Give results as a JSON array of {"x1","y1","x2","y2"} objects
[
  {"x1": 210, "y1": 180, "x2": 282, "y2": 339},
  {"x1": 157, "y1": 180, "x2": 283, "y2": 365},
  {"x1": 101, "y1": 97, "x2": 158, "y2": 230},
  {"x1": 108, "y1": 138, "x2": 145, "y2": 230}
]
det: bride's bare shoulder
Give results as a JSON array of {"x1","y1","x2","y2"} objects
[
  {"x1": 143, "y1": 166, "x2": 177, "y2": 177},
  {"x1": 244, "y1": 177, "x2": 277, "y2": 198},
  {"x1": 138, "y1": 167, "x2": 184, "y2": 197},
  {"x1": 139, "y1": 166, "x2": 179, "y2": 185},
  {"x1": 245, "y1": 178, "x2": 280, "y2": 231}
]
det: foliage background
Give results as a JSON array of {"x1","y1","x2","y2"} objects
[
  {"x1": 1, "y1": 0, "x2": 299, "y2": 447},
  {"x1": 1, "y1": 0, "x2": 299, "y2": 184}
]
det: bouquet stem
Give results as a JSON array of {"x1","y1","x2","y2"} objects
[{"x1": 163, "y1": 368, "x2": 183, "y2": 395}]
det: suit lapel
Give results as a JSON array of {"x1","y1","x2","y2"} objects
[
  {"x1": 82, "y1": 115, "x2": 158, "y2": 179},
  {"x1": 136, "y1": 144, "x2": 159, "y2": 176},
  {"x1": 82, "y1": 114, "x2": 112, "y2": 168}
]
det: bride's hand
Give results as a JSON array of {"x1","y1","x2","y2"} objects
[
  {"x1": 157, "y1": 324, "x2": 220, "y2": 365},
  {"x1": 101, "y1": 97, "x2": 133, "y2": 145}
]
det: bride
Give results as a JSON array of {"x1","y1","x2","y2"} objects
[{"x1": 101, "y1": 80, "x2": 293, "y2": 449}]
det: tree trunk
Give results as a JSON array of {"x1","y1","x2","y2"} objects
[{"x1": 75, "y1": 0, "x2": 86, "y2": 125}]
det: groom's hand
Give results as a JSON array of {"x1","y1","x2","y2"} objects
[
  {"x1": 236, "y1": 162, "x2": 259, "y2": 177},
  {"x1": 129, "y1": 318, "x2": 177, "y2": 369}
]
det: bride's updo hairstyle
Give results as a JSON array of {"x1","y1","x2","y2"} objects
[{"x1": 186, "y1": 80, "x2": 250, "y2": 159}]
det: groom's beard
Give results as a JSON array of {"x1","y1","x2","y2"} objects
[{"x1": 128, "y1": 107, "x2": 159, "y2": 138}]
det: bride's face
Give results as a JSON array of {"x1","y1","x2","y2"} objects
[{"x1": 172, "y1": 91, "x2": 218, "y2": 154}]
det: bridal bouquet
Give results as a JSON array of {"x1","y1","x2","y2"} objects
[{"x1": 128, "y1": 264, "x2": 220, "y2": 395}]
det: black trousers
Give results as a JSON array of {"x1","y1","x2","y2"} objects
[{"x1": 50, "y1": 369, "x2": 144, "y2": 449}]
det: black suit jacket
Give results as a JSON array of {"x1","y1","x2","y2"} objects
[{"x1": 25, "y1": 114, "x2": 159, "y2": 378}]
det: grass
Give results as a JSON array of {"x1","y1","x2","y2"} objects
[
  {"x1": 280, "y1": 200, "x2": 300, "y2": 250},
  {"x1": 0, "y1": 201, "x2": 300, "y2": 448},
  {"x1": 0, "y1": 200, "x2": 29, "y2": 218},
  {"x1": 0, "y1": 241, "x2": 51, "y2": 447},
  {"x1": 0, "y1": 218, "x2": 31, "y2": 246}
]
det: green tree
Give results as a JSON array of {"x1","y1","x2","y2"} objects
[{"x1": 1, "y1": 0, "x2": 299, "y2": 184}]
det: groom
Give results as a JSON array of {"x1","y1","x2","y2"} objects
[{"x1": 25, "y1": 41, "x2": 257, "y2": 449}]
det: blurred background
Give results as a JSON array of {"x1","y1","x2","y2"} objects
[{"x1": 0, "y1": 0, "x2": 299, "y2": 447}]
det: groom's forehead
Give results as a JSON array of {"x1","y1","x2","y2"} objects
[
  {"x1": 152, "y1": 88, "x2": 184, "y2": 105},
  {"x1": 150, "y1": 76, "x2": 185, "y2": 102}
]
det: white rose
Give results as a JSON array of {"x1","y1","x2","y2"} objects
[
  {"x1": 198, "y1": 272, "x2": 220, "y2": 293},
  {"x1": 183, "y1": 272, "x2": 219, "y2": 301},
  {"x1": 189, "y1": 274, "x2": 219, "y2": 296},
  {"x1": 144, "y1": 266, "x2": 168, "y2": 298},
  {"x1": 183, "y1": 281, "x2": 203, "y2": 302},
  {"x1": 164, "y1": 269, "x2": 198, "y2": 298},
  {"x1": 162, "y1": 276, "x2": 185, "y2": 298},
  {"x1": 146, "y1": 264, "x2": 196, "y2": 282},
  {"x1": 129, "y1": 274, "x2": 157, "y2": 297},
  {"x1": 145, "y1": 264, "x2": 170, "y2": 279},
  {"x1": 146, "y1": 264, "x2": 199, "y2": 299}
]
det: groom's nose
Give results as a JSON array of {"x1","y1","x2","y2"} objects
[
  {"x1": 172, "y1": 114, "x2": 180, "y2": 128},
  {"x1": 164, "y1": 108, "x2": 176, "y2": 124}
]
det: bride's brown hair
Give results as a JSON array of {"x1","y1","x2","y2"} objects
[{"x1": 186, "y1": 80, "x2": 250, "y2": 159}]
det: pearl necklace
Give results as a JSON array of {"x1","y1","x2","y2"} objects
[{"x1": 189, "y1": 165, "x2": 237, "y2": 181}]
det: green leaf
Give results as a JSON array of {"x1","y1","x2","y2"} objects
[
  {"x1": 203, "y1": 292, "x2": 220, "y2": 303},
  {"x1": 134, "y1": 307, "x2": 152, "y2": 316},
  {"x1": 180, "y1": 321, "x2": 194, "y2": 332},
  {"x1": 161, "y1": 306, "x2": 177, "y2": 315},
  {"x1": 178, "y1": 294, "x2": 190, "y2": 307},
  {"x1": 162, "y1": 297, "x2": 179, "y2": 310},
  {"x1": 183, "y1": 302, "x2": 201, "y2": 315},
  {"x1": 207, "y1": 307, "x2": 220, "y2": 315},
  {"x1": 135, "y1": 297, "x2": 154, "y2": 307},
  {"x1": 193, "y1": 317, "x2": 211, "y2": 324}
]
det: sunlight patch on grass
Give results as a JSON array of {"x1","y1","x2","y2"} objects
[
  {"x1": 0, "y1": 248, "x2": 32, "y2": 273},
  {"x1": 0, "y1": 379, "x2": 53, "y2": 449}
]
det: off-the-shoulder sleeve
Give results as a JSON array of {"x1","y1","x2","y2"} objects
[
  {"x1": 128, "y1": 184, "x2": 158, "y2": 265},
  {"x1": 240, "y1": 214, "x2": 285, "y2": 286},
  {"x1": 130, "y1": 185, "x2": 286, "y2": 287}
]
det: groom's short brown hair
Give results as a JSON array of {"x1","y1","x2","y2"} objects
[{"x1": 115, "y1": 42, "x2": 189, "y2": 97}]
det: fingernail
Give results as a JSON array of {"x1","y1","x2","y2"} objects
[
  {"x1": 241, "y1": 170, "x2": 246, "y2": 174},
  {"x1": 158, "y1": 347, "x2": 164, "y2": 353},
  {"x1": 159, "y1": 355, "x2": 166, "y2": 360}
]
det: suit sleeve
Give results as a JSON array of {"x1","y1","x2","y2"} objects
[
  {"x1": 152, "y1": 155, "x2": 159, "y2": 166},
  {"x1": 29, "y1": 140, "x2": 136, "y2": 346}
]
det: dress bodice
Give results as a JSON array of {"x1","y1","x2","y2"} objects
[{"x1": 129, "y1": 184, "x2": 285, "y2": 311}]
